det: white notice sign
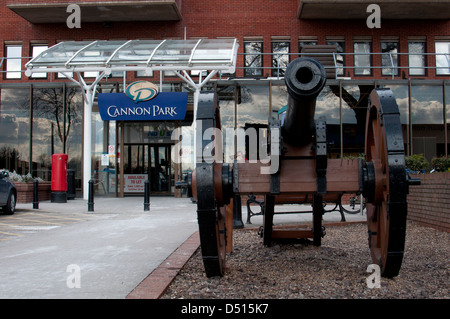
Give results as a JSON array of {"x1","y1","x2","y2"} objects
[
  {"x1": 124, "y1": 174, "x2": 147, "y2": 192},
  {"x1": 101, "y1": 154, "x2": 109, "y2": 166}
]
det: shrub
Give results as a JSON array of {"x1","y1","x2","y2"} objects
[
  {"x1": 431, "y1": 156, "x2": 450, "y2": 172},
  {"x1": 0, "y1": 169, "x2": 44, "y2": 182},
  {"x1": 405, "y1": 154, "x2": 429, "y2": 172}
]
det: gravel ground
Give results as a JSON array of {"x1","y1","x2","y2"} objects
[{"x1": 161, "y1": 221, "x2": 449, "y2": 299}]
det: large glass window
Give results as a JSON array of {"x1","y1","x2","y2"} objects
[
  {"x1": 30, "y1": 86, "x2": 83, "y2": 181},
  {"x1": 381, "y1": 84, "x2": 409, "y2": 153},
  {"x1": 315, "y1": 85, "x2": 340, "y2": 125},
  {"x1": 32, "y1": 88, "x2": 64, "y2": 180},
  {"x1": 316, "y1": 85, "x2": 341, "y2": 155},
  {"x1": 411, "y1": 85, "x2": 444, "y2": 161},
  {"x1": 271, "y1": 41, "x2": 290, "y2": 77},
  {"x1": 381, "y1": 41, "x2": 399, "y2": 76},
  {"x1": 244, "y1": 41, "x2": 263, "y2": 77},
  {"x1": 0, "y1": 87, "x2": 30, "y2": 174},
  {"x1": 237, "y1": 85, "x2": 270, "y2": 125},
  {"x1": 435, "y1": 42, "x2": 450, "y2": 75},
  {"x1": 5, "y1": 45, "x2": 23, "y2": 79},
  {"x1": 217, "y1": 85, "x2": 236, "y2": 163},
  {"x1": 271, "y1": 84, "x2": 288, "y2": 117},
  {"x1": 341, "y1": 85, "x2": 364, "y2": 154},
  {"x1": 353, "y1": 41, "x2": 372, "y2": 75},
  {"x1": 237, "y1": 84, "x2": 269, "y2": 160},
  {"x1": 408, "y1": 41, "x2": 426, "y2": 76}
]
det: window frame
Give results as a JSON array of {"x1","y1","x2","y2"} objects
[
  {"x1": 30, "y1": 43, "x2": 49, "y2": 79},
  {"x1": 243, "y1": 41, "x2": 264, "y2": 77},
  {"x1": 326, "y1": 40, "x2": 345, "y2": 76},
  {"x1": 408, "y1": 41, "x2": 427, "y2": 76},
  {"x1": 435, "y1": 41, "x2": 450, "y2": 76},
  {"x1": 381, "y1": 41, "x2": 399, "y2": 76},
  {"x1": 4, "y1": 44, "x2": 23, "y2": 80},
  {"x1": 271, "y1": 40, "x2": 290, "y2": 77},
  {"x1": 353, "y1": 41, "x2": 372, "y2": 76}
]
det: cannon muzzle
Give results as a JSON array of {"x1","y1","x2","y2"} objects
[{"x1": 282, "y1": 57, "x2": 327, "y2": 146}]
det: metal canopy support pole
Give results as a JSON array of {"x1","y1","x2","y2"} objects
[
  {"x1": 83, "y1": 88, "x2": 93, "y2": 200},
  {"x1": 193, "y1": 88, "x2": 200, "y2": 165},
  {"x1": 61, "y1": 71, "x2": 107, "y2": 200}
]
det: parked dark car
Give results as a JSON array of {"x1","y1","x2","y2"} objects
[{"x1": 0, "y1": 171, "x2": 17, "y2": 215}]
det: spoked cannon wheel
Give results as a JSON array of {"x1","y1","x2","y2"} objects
[
  {"x1": 194, "y1": 93, "x2": 233, "y2": 277},
  {"x1": 363, "y1": 89, "x2": 408, "y2": 278}
]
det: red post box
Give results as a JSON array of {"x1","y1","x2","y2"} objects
[{"x1": 51, "y1": 153, "x2": 68, "y2": 203}]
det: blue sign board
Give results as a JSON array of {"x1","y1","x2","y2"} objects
[{"x1": 98, "y1": 92, "x2": 188, "y2": 121}]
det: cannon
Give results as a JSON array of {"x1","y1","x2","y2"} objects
[{"x1": 192, "y1": 57, "x2": 418, "y2": 278}]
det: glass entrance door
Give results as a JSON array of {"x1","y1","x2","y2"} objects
[
  {"x1": 123, "y1": 143, "x2": 172, "y2": 194},
  {"x1": 149, "y1": 145, "x2": 170, "y2": 193}
]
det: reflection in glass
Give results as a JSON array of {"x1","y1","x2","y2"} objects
[
  {"x1": 340, "y1": 85, "x2": 362, "y2": 126},
  {"x1": 237, "y1": 85, "x2": 269, "y2": 125},
  {"x1": 316, "y1": 86, "x2": 340, "y2": 125},
  {"x1": 381, "y1": 42, "x2": 399, "y2": 76},
  {"x1": 326, "y1": 41, "x2": 345, "y2": 76},
  {"x1": 383, "y1": 85, "x2": 409, "y2": 154},
  {"x1": 31, "y1": 45, "x2": 48, "y2": 79},
  {"x1": 6, "y1": 45, "x2": 22, "y2": 79},
  {"x1": 435, "y1": 42, "x2": 450, "y2": 75},
  {"x1": 244, "y1": 42, "x2": 263, "y2": 77},
  {"x1": 354, "y1": 42, "x2": 372, "y2": 75},
  {"x1": 271, "y1": 42, "x2": 290, "y2": 77},
  {"x1": 218, "y1": 85, "x2": 236, "y2": 163},
  {"x1": 32, "y1": 88, "x2": 64, "y2": 180},
  {"x1": 271, "y1": 85, "x2": 288, "y2": 116},
  {"x1": 340, "y1": 85, "x2": 374, "y2": 154},
  {"x1": 408, "y1": 42, "x2": 426, "y2": 76},
  {"x1": 0, "y1": 88, "x2": 30, "y2": 174},
  {"x1": 411, "y1": 86, "x2": 443, "y2": 124},
  {"x1": 411, "y1": 85, "x2": 444, "y2": 161},
  {"x1": 237, "y1": 85, "x2": 269, "y2": 159}
]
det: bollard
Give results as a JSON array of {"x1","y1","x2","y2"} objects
[
  {"x1": 88, "y1": 179, "x2": 94, "y2": 212},
  {"x1": 33, "y1": 179, "x2": 39, "y2": 209},
  {"x1": 144, "y1": 179, "x2": 150, "y2": 211}
]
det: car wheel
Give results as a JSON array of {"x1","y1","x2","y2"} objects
[{"x1": 2, "y1": 192, "x2": 16, "y2": 215}]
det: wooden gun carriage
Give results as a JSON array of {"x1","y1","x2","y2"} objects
[{"x1": 191, "y1": 57, "x2": 419, "y2": 278}]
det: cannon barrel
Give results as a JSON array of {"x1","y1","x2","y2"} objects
[{"x1": 281, "y1": 57, "x2": 327, "y2": 146}]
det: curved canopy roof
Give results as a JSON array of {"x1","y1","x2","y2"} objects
[{"x1": 25, "y1": 39, "x2": 239, "y2": 76}]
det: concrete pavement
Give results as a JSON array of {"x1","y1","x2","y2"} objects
[
  {"x1": 0, "y1": 196, "x2": 366, "y2": 299},
  {"x1": 0, "y1": 196, "x2": 199, "y2": 299}
]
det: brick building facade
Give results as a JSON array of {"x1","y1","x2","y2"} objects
[{"x1": 0, "y1": 0, "x2": 449, "y2": 198}]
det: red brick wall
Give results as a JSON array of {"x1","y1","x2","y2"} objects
[
  {"x1": 14, "y1": 181, "x2": 51, "y2": 203},
  {"x1": 407, "y1": 173, "x2": 450, "y2": 232}
]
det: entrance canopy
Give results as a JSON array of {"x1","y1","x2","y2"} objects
[
  {"x1": 25, "y1": 39, "x2": 239, "y2": 200},
  {"x1": 25, "y1": 39, "x2": 238, "y2": 75}
]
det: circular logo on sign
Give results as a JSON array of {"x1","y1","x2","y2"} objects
[{"x1": 125, "y1": 81, "x2": 159, "y2": 103}]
